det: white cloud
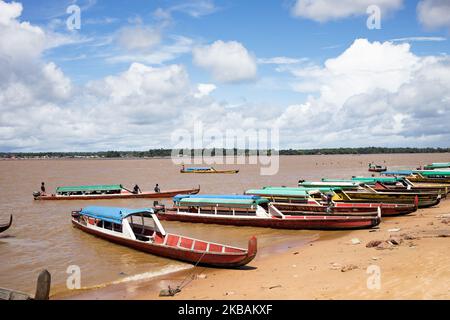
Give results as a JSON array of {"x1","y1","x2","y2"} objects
[
  {"x1": 257, "y1": 57, "x2": 305, "y2": 65},
  {"x1": 154, "y1": 0, "x2": 217, "y2": 20},
  {"x1": 116, "y1": 25, "x2": 161, "y2": 51},
  {"x1": 417, "y1": 0, "x2": 450, "y2": 30},
  {"x1": 0, "y1": 0, "x2": 21, "y2": 25},
  {"x1": 390, "y1": 36, "x2": 447, "y2": 42},
  {"x1": 274, "y1": 39, "x2": 450, "y2": 147},
  {"x1": 292, "y1": 0, "x2": 403, "y2": 22},
  {"x1": 107, "y1": 35, "x2": 194, "y2": 65},
  {"x1": 193, "y1": 40, "x2": 257, "y2": 83},
  {"x1": 194, "y1": 83, "x2": 216, "y2": 98}
]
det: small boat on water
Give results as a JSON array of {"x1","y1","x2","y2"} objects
[
  {"x1": 33, "y1": 184, "x2": 200, "y2": 201},
  {"x1": 72, "y1": 206, "x2": 256, "y2": 268},
  {"x1": 368, "y1": 163, "x2": 387, "y2": 172},
  {"x1": 180, "y1": 167, "x2": 239, "y2": 174},
  {"x1": 0, "y1": 215, "x2": 12, "y2": 233},
  {"x1": 157, "y1": 195, "x2": 381, "y2": 230}
]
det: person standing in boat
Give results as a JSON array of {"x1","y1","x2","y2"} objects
[
  {"x1": 154, "y1": 184, "x2": 160, "y2": 193},
  {"x1": 40, "y1": 182, "x2": 46, "y2": 195},
  {"x1": 133, "y1": 184, "x2": 141, "y2": 194}
]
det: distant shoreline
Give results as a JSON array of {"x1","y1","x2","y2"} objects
[{"x1": 1, "y1": 148, "x2": 450, "y2": 160}]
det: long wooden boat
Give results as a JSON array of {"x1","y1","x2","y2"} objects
[
  {"x1": 274, "y1": 201, "x2": 417, "y2": 217},
  {"x1": 157, "y1": 195, "x2": 381, "y2": 230},
  {"x1": 34, "y1": 184, "x2": 200, "y2": 201},
  {"x1": 373, "y1": 182, "x2": 448, "y2": 197},
  {"x1": 368, "y1": 163, "x2": 387, "y2": 172},
  {"x1": 319, "y1": 177, "x2": 449, "y2": 195},
  {"x1": 406, "y1": 173, "x2": 450, "y2": 184},
  {"x1": 0, "y1": 215, "x2": 12, "y2": 233},
  {"x1": 72, "y1": 206, "x2": 256, "y2": 268},
  {"x1": 331, "y1": 189, "x2": 440, "y2": 208},
  {"x1": 180, "y1": 167, "x2": 239, "y2": 174},
  {"x1": 423, "y1": 162, "x2": 450, "y2": 170}
]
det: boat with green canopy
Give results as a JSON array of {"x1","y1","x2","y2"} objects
[
  {"x1": 423, "y1": 162, "x2": 450, "y2": 170},
  {"x1": 244, "y1": 188, "x2": 314, "y2": 202},
  {"x1": 156, "y1": 194, "x2": 381, "y2": 230},
  {"x1": 33, "y1": 184, "x2": 200, "y2": 200},
  {"x1": 298, "y1": 181, "x2": 361, "y2": 189}
]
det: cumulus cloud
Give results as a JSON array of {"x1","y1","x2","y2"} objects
[
  {"x1": 192, "y1": 40, "x2": 257, "y2": 83},
  {"x1": 194, "y1": 83, "x2": 217, "y2": 98},
  {"x1": 291, "y1": 0, "x2": 403, "y2": 22},
  {"x1": 116, "y1": 25, "x2": 161, "y2": 51},
  {"x1": 274, "y1": 39, "x2": 450, "y2": 147},
  {"x1": 417, "y1": 0, "x2": 450, "y2": 30}
]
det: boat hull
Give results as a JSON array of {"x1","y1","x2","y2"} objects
[
  {"x1": 35, "y1": 187, "x2": 200, "y2": 201},
  {"x1": 273, "y1": 202, "x2": 417, "y2": 217},
  {"x1": 158, "y1": 211, "x2": 380, "y2": 230},
  {"x1": 180, "y1": 170, "x2": 239, "y2": 174},
  {"x1": 0, "y1": 215, "x2": 12, "y2": 233},
  {"x1": 335, "y1": 191, "x2": 440, "y2": 208},
  {"x1": 72, "y1": 219, "x2": 255, "y2": 268}
]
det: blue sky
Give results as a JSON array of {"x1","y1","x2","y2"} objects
[{"x1": 1, "y1": 0, "x2": 450, "y2": 151}]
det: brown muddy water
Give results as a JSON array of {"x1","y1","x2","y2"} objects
[{"x1": 0, "y1": 153, "x2": 448, "y2": 297}]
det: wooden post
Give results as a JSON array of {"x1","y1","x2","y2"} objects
[{"x1": 34, "y1": 269, "x2": 51, "y2": 300}]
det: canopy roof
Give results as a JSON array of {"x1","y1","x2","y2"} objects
[
  {"x1": 184, "y1": 167, "x2": 212, "y2": 171},
  {"x1": 263, "y1": 186, "x2": 342, "y2": 192},
  {"x1": 424, "y1": 162, "x2": 450, "y2": 169},
  {"x1": 381, "y1": 170, "x2": 413, "y2": 176},
  {"x1": 299, "y1": 181, "x2": 359, "y2": 188},
  {"x1": 174, "y1": 194, "x2": 268, "y2": 207},
  {"x1": 245, "y1": 188, "x2": 310, "y2": 197},
  {"x1": 57, "y1": 184, "x2": 123, "y2": 193},
  {"x1": 351, "y1": 177, "x2": 404, "y2": 183},
  {"x1": 80, "y1": 206, "x2": 154, "y2": 224}
]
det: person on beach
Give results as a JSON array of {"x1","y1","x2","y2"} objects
[
  {"x1": 133, "y1": 184, "x2": 141, "y2": 194},
  {"x1": 154, "y1": 184, "x2": 160, "y2": 193},
  {"x1": 40, "y1": 182, "x2": 46, "y2": 195}
]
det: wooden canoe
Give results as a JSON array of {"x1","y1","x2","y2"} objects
[
  {"x1": 180, "y1": 169, "x2": 239, "y2": 174},
  {"x1": 0, "y1": 215, "x2": 12, "y2": 233},
  {"x1": 34, "y1": 187, "x2": 200, "y2": 201},
  {"x1": 333, "y1": 190, "x2": 440, "y2": 208},
  {"x1": 157, "y1": 206, "x2": 381, "y2": 230},
  {"x1": 272, "y1": 202, "x2": 417, "y2": 217},
  {"x1": 72, "y1": 208, "x2": 256, "y2": 268}
]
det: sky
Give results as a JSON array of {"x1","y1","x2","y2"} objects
[{"x1": 1, "y1": 0, "x2": 450, "y2": 151}]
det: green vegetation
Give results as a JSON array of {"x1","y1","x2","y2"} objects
[{"x1": 1, "y1": 147, "x2": 449, "y2": 159}]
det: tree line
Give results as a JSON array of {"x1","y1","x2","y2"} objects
[{"x1": 1, "y1": 147, "x2": 450, "y2": 159}]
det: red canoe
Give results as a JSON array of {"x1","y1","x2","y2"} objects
[{"x1": 72, "y1": 207, "x2": 256, "y2": 268}]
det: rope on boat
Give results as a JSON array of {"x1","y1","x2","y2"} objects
[{"x1": 159, "y1": 251, "x2": 207, "y2": 297}]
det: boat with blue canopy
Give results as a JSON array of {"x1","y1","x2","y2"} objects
[{"x1": 71, "y1": 206, "x2": 257, "y2": 268}]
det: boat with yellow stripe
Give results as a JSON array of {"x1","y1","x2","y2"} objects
[{"x1": 180, "y1": 166, "x2": 239, "y2": 174}]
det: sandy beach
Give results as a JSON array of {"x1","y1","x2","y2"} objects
[{"x1": 158, "y1": 199, "x2": 450, "y2": 300}]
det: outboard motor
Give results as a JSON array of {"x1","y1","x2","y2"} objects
[{"x1": 33, "y1": 191, "x2": 41, "y2": 198}]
